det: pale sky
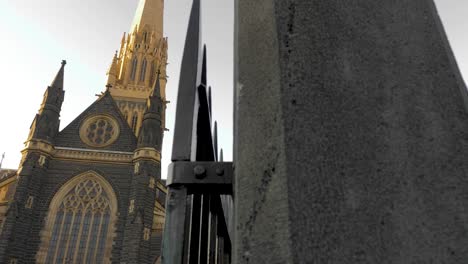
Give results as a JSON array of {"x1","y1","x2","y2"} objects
[{"x1": 0, "y1": 1, "x2": 466, "y2": 179}]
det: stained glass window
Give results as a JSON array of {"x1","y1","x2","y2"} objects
[
  {"x1": 38, "y1": 173, "x2": 116, "y2": 264},
  {"x1": 79, "y1": 115, "x2": 119, "y2": 147},
  {"x1": 85, "y1": 118, "x2": 115, "y2": 145}
]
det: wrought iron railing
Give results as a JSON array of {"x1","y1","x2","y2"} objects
[
  {"x1": 161, "y1": 0, "x2": 233, "y2": 263},
  {"x1": 162, "y1": 162, "x2": 233, "y2": 264}
]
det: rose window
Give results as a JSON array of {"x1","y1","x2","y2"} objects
[{"x1": 80, "y1": 115, "x2": 119, "y2": 147}]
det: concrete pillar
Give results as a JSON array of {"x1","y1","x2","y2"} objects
[{"x1": 234, "y1": 1, "x2": 468, "y2": 263}]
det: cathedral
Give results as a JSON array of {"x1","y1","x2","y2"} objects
[{"x1": 0, "y1": 0, "x2": 168, "y2": 263}]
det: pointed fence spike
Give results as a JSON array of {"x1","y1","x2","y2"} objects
[
  {"x1": 208, "y1": 86, "x2": 212, "y2": 117},
  {"x1": 219, "y1": 148, "x2": 224, "y2": 162},
  {"x1": 194, "y1": 45, "x2": 215, "y2": 161},
  {"x1": 201, "y1": 44, "x2": 207, "y2": 87},
  {"x1": 171, "y1": 0, "x2": 202, "y2": 162},
  {"x1": 214, "y1": 121, "x2": 218, "y2": 161}
]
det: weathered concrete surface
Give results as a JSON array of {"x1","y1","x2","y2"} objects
[{"x1": 235, "y1": 1, "x2": 468, "y2": 263}]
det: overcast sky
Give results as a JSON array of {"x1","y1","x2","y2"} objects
[{"x1": 0, "y1": 1, "x2": 466, "y2": 178}]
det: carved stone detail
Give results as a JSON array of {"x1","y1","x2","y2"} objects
[
  {"x1": 38, "y1": 155, "x2": 46, "y2": 167},
  {"x1": 133, "y1": 148, "x2": 161, "y2": 163},
  {"x1": 79, "y1": 115, "x2": 120, "y2": 147},
  {"x1": 25, "y1": 196, "x2": 34, "y2": 209},
  {"x1": 129, "y1": 200, "x2": 135, "y2": 214}
]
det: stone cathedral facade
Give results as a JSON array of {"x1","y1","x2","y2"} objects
[{"x1": 0, "y1": 0, "x2": 168, "y2": 263}]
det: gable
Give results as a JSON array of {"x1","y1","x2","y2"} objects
[{"x1": 55, "y1": 92, "x2": 137, "y2": 152}]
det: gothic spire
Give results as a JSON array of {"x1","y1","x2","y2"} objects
[
  {"x1": 107, "y1": 52, "x2": 119, "y2": 84},
  {"x1": 151, "y1": 70, "x2": 162, "y2": 98},
  {"x1": 121, "y1": 32, "x2": 126, "y2": 46},
  {"x1": 50, "y1": 60, "x2": 66, "y2": 90},
  {"x1": 30, "y1": 60, "x2": 66, "y2": 142},
  {"x1": 108, "y1": 0, "x2": 168, "y2": 136},
  {"x1": 137, "y1": 72, "x2": 164, "y2": 149},
  {"x1": 145, "y1": 71, "x2": 163, "y2": 114},
  {"x1": 40, "y1": 60, "x2": 66, "y2": 113},
  {"x1": 130, "y1": 0, "x2": 163, "y2": 37}
]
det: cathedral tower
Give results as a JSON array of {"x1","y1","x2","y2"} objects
[
  {"x1": 0, "y1": 1, "x2": 168, "y2": 263},
  {"x1": 107, "y1": 0, "x2": 168, "y2": 136}
]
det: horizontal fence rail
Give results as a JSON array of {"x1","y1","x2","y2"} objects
[{"x1": 163, "y1": 162, "x2": 233, "y2": 264}]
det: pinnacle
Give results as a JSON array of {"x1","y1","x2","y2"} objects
[
  {"x1": 51, "y1": 60, "x2": 66, "y2": 90},
  {"x1": 106, "y1": 84, "x2": 112, "y2": 92},
  {"x1": 151, "y1": 70, "x2": 162, "y2": 98}
]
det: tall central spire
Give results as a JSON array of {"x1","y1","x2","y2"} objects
[
  {"x1": 130, "y1": 0, "x2": 164, "y2": 40},
  {"x1": 106, "y1": 0, "x2": 168, "y2": 136}
]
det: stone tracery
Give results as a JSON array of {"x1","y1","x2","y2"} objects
[{"x1": 37, "y1": 172, "x2": 117, "y2": 264}]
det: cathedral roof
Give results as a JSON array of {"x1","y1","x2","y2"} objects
[
  {"x1": 55, "y1": 92, "x2": 137, "y2": 152},
  {"x1": 0, "y1": 169, "x2": 16, "y2": 183}
]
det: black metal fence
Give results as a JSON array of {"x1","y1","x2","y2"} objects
[
  {"x1": 162, "y1": 162, "x2": 233, "y2": 264},
  {"x1": 161, "y1": 0, "x2": 233, "y2": 262}
]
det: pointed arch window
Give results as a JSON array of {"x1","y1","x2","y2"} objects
[
  {"x1": 123, "y1": 111, "x2": 128, "y2": 122},
  {"x1": 140, "y1": 59, "x2": 148, "y2": 82},
  {"x1": 131, "y1": 112, "x2": 139, "y2": 133},
  {"x1": 37, "y1": 172, "x2": 117, "y2": 264},
  {"x1": 130, "y1": 57, "x2": 138, "y2": 81}
]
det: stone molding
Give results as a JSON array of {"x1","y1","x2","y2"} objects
[
  {"x1": 22, "y1": 141, "x2": 162, "y2": 164},
  {"x1": 22, "y1": 139, "x2": 54, "y2": 155},
  {"x1": 133, "y1": 147, "x2": 161, "y2": 163},
  {"x1": 156, "y1": 181, "x2": 167, "y2": 192},
  {"x1": 22, "y1": 141, "x2": 134, "y2": 164},
  {"x1": 55, "y1": 147, "x2": 133, "y2": 164}
]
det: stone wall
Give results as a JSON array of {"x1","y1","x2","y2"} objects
[{"x1": 235, "y1": 1, "x2": 468, "y2": 263}]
